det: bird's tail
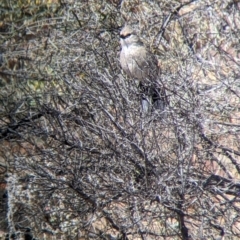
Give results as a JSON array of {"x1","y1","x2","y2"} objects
[{"x1": 139, "y1": 82, "x2": 167, "y2": 116}]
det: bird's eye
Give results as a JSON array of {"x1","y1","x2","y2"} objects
[{"x1": 120, "y1": 33, "x2": 131, "y2": 39}]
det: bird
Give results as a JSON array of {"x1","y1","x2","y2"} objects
[{"x1": 119, "y1": 25, "x2": 166, "y2": 114}]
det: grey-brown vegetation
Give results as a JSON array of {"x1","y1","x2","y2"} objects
[{"x1": 0, "y1": 0, "x2": 240, "y2": 239}]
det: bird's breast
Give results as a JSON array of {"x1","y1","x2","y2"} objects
[{"x1": 120, "y1": 46, "x2": 148, "y2": 80}]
